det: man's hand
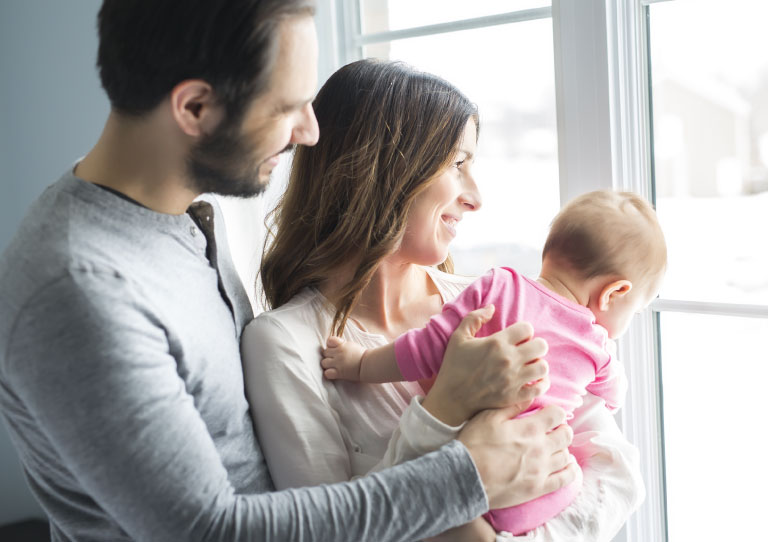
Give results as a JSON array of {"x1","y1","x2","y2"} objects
[
  {"x1": 422, "y1": 305, "x2": 550, "y2": 426},
  {"x1": 458, "y1": 405, "x2": 577, "y2": 509}
]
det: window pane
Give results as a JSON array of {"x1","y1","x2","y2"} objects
[
  {"x1": 365, "y1": 19, "x2": 559, "y2": 277},
  {"x1": 649, "y1": 0, "x2": 768, "y2": 305},
  {"x1": 658, "y1": 311, "x2": 767, "y2": 540},
  {"x1": 360, "y1": 0, "x2": 550, "y2": 34}
]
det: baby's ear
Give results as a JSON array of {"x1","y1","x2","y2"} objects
[{"x1": 598, "y1": 279, "x2": 633, "y2": 311}]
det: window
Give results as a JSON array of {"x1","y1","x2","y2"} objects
[
  {"x1": 326, "y1": 0, "x2": 768, "y2": 539},
  {"x1": 610, "y1": 0, "x2": 768, "y2": 540},
  {"x1": 335, "y1": 2, "x2": 560, "y2": 278},
  {"x1": 647, "y1": 0, "x2": 768, "y2": 539}
]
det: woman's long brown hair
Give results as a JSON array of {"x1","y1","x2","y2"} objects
[{"x1": 261, "y1": 59, "x2": 478, "y2": 335}]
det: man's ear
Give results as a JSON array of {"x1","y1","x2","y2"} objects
[
  {"x1": 598, "y1": 279, "x2": 633, "y2": 311},
  {"x1": 169, "y1": 79, "x2": 223, "y2": 137}
]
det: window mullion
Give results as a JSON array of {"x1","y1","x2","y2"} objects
[
  {"x1": 552, "y1": 0, "x2": 614, "y2": 206},
  {"x1": 606, "y1": 0, "x2": 653, "y2": 198},
  {"x1": 336, "y1": 0, "x2": 364, "y2": 65},
  {"x1": 606, "y1": 0, "x2": 668, "y2": 540},
  {"x1": 316, "y1": 0, "x2": 344, "y2": 83},
  {"x1": 617, "y1": 312, "x2": 669, "y2": 542},
  {"x1": 356, "y1": 8, "x2": 551, "y2": 46}
]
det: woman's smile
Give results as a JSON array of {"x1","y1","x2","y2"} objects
[{"x1": 440, "y1": 213, "x2": 460, "y2": 237}]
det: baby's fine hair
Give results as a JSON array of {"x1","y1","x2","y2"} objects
[{"x1": 542, "y1": 190, "x2": 667, "y2": 282}]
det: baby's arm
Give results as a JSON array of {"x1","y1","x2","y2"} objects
[{"x1": 321, "y1": 336, "x2": 404, "y2": 383}]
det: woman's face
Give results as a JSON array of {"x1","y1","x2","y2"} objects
[{"x1": 398, "y1": 119, "x2": 481, "y2": 266}]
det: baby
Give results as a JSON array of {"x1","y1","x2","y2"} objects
[{"x1": 321, "y1": 190, "x2": 667, "y2": 536}]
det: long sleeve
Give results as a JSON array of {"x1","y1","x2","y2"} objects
[
  {"x1": 372, "y1": 392, "x2": 643, "y2": 541},
  {"x1": 586, "y1": 356, "x2": 628, "y2": 412},
  {"x1": 373, "y1": 396, "x2": 464, "y2": 472},
  {"x1": 5, "y1": 272, "x2": 487, "y2": 542},
  {"x1": 394, "y1": 271, "x2": 494, "y2": 380}
]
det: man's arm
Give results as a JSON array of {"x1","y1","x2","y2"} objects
[{"x1": 6, "y1": 271, "x2": 487, "y2": 541}]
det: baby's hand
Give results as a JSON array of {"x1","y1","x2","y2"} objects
[{"x1": 321, "y1": 336, "x2": 366, "y2": 381}]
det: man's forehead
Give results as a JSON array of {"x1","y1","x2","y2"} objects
[{"x1": 262, "y1": 16, "x2": 317, "y2": 108}]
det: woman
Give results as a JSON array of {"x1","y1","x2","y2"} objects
[{"x1": 242, "y1": 59, "x2": 642, "y2": 541}]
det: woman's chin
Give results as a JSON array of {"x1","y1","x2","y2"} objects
[{"x1": 423, "y1": 251, "x2": 450, "y2": 268}]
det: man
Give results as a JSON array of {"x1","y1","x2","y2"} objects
[{"x1": 0, "y1": 1, "x2": 576, "y2": 540}]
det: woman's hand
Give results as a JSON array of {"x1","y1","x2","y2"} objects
[{"x1": 422, "y1": 305, "x2": 550, "y2": 426}]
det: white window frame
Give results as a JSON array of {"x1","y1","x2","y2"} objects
[
  {"x1": 605, "y1": 2, "x2": 666, "y2": 541},
  {"x1": 608, "y1": 0, "x2": 768, "y2": 540},
  {"x1": 319, "y1": 1, "x2": 768, "y2": 540}
]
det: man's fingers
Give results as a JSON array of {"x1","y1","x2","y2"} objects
[
  {"x1": 549, "y1": 450, "x2": 574, "y2": 473},
  {"x1": 518, "y1": 377, "x2": 550, "y2": 402},
  {"x1": 546, "y1": 423, "x2": 574, "y2": 454},
  {"x1": 453, "y1": 305, "x2": 496, "y2": 340},
  {"x1": 529, "y1": 404, "x2": 569, "y2": 433},
  {"x1": 515, "y1": 338, "x2": 548, "y2": 365},
  {"x1": 493, "y1": 400, "x2": 534, "y2": 421},
  {"x1": 521, "y1": 358, "x2": 549, "y2": 382},
  {"x1": 542, "y1": 461, "x2": 579, "y2": 495}
]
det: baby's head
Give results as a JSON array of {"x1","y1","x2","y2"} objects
[{"x1": 542, "y1": 190, "x2": 667, "y2": 338}]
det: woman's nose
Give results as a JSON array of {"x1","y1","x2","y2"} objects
[{"x1": 460, "y1": 173, "x2": 482, "y2": 211}]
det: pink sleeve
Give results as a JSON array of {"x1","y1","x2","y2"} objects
[
  {"x1": 586, "y1": 354, "x2": 628, "y2": 411},
  {"x1": 393, "y1": 271, "x2": 495, "y2": 381}
]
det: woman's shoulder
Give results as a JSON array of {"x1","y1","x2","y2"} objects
[
  {"x1": 254, "y1": 286, "x2": 333, "y2": 322},
  {"x1": 243, "y1": 288, "x2": 331, "y2": 353},
  {"x1": 423, "y1": 265, "x2": 476, "y2": 302}
]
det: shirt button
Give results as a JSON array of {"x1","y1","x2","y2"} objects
[
  {"x1": 189, "y1": 226, "x2": 197, "y2": 236},
  {"x1": 353, "y1": 445, "x2": 362, "y2": 453}
]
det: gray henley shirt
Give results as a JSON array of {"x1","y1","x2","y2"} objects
[{"x1": 0, "y1": 170, "x2": 488, "y2": 541}]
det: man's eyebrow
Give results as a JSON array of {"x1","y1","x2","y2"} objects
[{"x1": 277, "y1": 96, "x2": 314, "y2": 114}]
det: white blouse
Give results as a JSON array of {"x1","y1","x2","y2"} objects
[{"x1": 242, "y1": 267, "x2": 643, "y2": 541}]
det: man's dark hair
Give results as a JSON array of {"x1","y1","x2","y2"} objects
[{"x1": 97, "y1": 0, "x2": 315, "y2": 119}]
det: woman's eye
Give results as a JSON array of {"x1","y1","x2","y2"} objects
[{"x1": 454, "y1": 160, "x2": 465, "y2": 169}]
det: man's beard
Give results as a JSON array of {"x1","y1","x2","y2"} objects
[{"x1": 186, "y1": 116, "x2": 291, "y2": 198}]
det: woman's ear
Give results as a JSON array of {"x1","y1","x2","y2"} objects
[
  {"x1": 169, "y1": 79, "x2": 224, "y2": 137},
  {"x1": 598, "y1": 279, "x2": 633, "y2": 311}
]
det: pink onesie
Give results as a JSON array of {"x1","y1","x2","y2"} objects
[{"x1": 394, "y1": 267, "x2": 626, "y2": 535}]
